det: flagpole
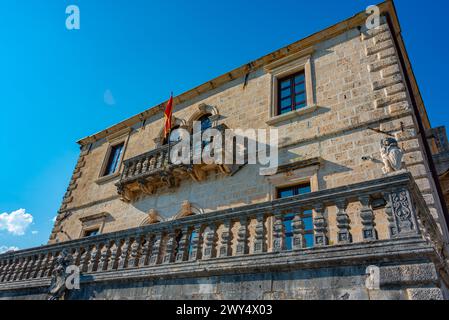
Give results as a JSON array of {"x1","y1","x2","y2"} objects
[{"x1": 167, "y1": 92, "x2": 173, "y2": 165}]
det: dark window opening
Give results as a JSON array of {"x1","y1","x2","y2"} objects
[
  {"x1": 84, "y1": 228, "x2": 100, "y2": 237},
  {"x1": 277, "y1": 183, "x2": 313, "y2": 249},
  {"x1": 277, "y1": 71, "x2": 307, "y2": 115},
  {"x1": 103, "y1": 143, "x2": 124, "y2": 176}
]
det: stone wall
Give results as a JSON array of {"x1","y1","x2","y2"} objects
[{"x1": 50, "y1": 17, "x2": 448, "y2": 245}]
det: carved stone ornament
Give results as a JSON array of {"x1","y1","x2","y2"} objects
[
  {"x1": 48, "y1": 249, "x2": 73, "y2": 300},
  {"x1": 380, "y1": 138, "x2": 404, "y2": 174}
]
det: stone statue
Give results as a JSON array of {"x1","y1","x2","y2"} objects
[
  {"x1": 380, "y1": 138, "x2": 404, "y2": 174},
  {"x1": 48, "y1": 249, "x2": 73, "y2": 300}
]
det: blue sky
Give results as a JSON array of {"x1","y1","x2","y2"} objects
[{"x1": 0, "y1": 0, "x2": 448, "y2": 251}]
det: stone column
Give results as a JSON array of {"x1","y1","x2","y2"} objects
[
  {"x1": 236, "y1": 218, "x2": 248, "y2": 255},
  {"x1": 292, "y1": 212, "x2": 305, "y2": 250},
  {"x1": 175, "y1": 228, "x2": 189, "y2": 262},
  {"x1": 273, "y1": 213, "x2": 285, "y2": 252}
]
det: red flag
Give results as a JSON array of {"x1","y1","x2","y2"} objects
[{"x1": 163, "y1": 94, "x2": 174, "y2": 139}]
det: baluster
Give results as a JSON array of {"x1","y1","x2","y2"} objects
[
  {"x1": 11, "y1": 257, "x2": 25, "y2": 281},
  {"x1": 19, "y1": 256, "x2": 33, "y2": 280},
  {"x1": 149, "y1": 233, "x2": 162, "y2": 265},
  {"x1": 202, "y1": 225, "x2": 216, "y2": 259},
  {"x1": 236, "y1": 218, "x2": 248, "y2": 255},
  {"x1": 149, "y1": 157, "x2": 156, "y2": 171},
  {"x1": 163, "y1": 232, "x2": 177, "y2": 264},
  {"x1": 118, "y1": 239, "x2": 130, "y2": 269},
  {"x1": 383, "y1": 192, "x2": 398, "y2": 238},
  {"x1": 0, "y1": 259, "x2": 12, "y2": 282},
  {"x1": 135, "y1": 159, "x2": 143, "y2": 175},
  {"x1": 292, "y1": 211, "x2": 306, "y2": 250},
  {"x1": 359, "y1": 195, "x2": 377, "y2": 241},
  {"x1": 24, "y1": 255, "x2": 37, "y2": 280},
  {"x1": 176, "y1": 228, "x2": 189, "y2": 262},
  {"x1": 71, "y1": 248, "x2": 81, "y2": 267},
  {"x1": 38, "y1": 253, "x2": 50, "y2": 278},
  {"x1": 142, "y1": 156, "x2": 149, "y2": 173},
  {"x1": 108, "y1": 241, "x2": 119, "y2": 270},
  {"x1": 0, "y1": 260, "x2": 6, "y2": 280},
  {"x1": 87, "y1": 244, "x2": 99, "y2": 273},
  {"x1": 129, "y1": 161, "x2": 136, "y2": 178},
  {"x1": 79, "y1": 248, "x2": 89, "y2": 273},
  {"x1": 272, "y1": 213, "x2": 284, "y2": 252},
  {"x1": 336, "y1": 199, "x2": 352, "y2": 244},
  {"x1": 98, "y1": 242, "x2": 111, "y2": 271},
  {"x1": 31, "y1": 254, "x2": 44, "y2": 279},
  {"x1": 219, "y1": 220, "x2": 232, "y2": 257},
  {"x1": 313, "y1": 204, "x2": 328, "y2": 246},
  {"x1": 5, "y1": 258, "x2": 18, "y2": 281},
  {"x1": 139, "y1": 234, "x2": 153, "y2": 266},
  {"x1": 128, "y1": 238, "x2": 140, "y2": 268},
  {"x1": 189, "y1": 226, "x2": 201, "y2": 261},
  {"x1": 253, "y1": 214, "x2": 265, "y2": 254}
]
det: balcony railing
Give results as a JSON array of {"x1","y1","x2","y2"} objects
[
  {"x1": 0, "y1": 173, "x2": 444, "y2": 288},
  {"x1": 116, "y1": 124, "x2": 235, "y2": 202}
]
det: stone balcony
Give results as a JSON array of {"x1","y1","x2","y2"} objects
[
  {"x1": 115, "y1": 124, "x2": 239, "y2": 202},
  {"x1": 1, "y1": 173, "x2": 448, "y2": 300}
]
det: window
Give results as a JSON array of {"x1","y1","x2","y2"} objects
[
  {"x1": 198, "y1": 114, "x2": 212, "y2": 132},
  {"x1": 83, "y1": 228, "x2": 100, "y2": 237},
  {"x1": 278, "y1": 71, "x2": 307, "y2": 115},
  {"x1": 168, "y1": 126, "x2": 182, "y2": 144},
  {"x1": 103, "y1": 143, "x2": 124, "y2": 176},
  {"x1": 277, "y1": 183, "x2": 313, "y2": 249}
]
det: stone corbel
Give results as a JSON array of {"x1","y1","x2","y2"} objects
[
  {"x1": 117, "y1": 184, "x2": 134, "y2": 203},
  {"x1": 137, "y1": 178, "x2": 155, "y2": 195}
]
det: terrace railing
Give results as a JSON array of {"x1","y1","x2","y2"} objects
[{"x1": 0, "y1": 173, "x2": 443, "y2": 286}]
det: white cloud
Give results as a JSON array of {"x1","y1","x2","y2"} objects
[
  {"x1": 0, "y1": 209, "x2": 33, "y2": 236},
  {"x1": 103, "y1": 89, "x2": 116, "y2": 106},
  {"x1": 31, "y1": 231, "x2": 39, "y2": 235},
  {"x1": 52, "y1": 216, "x2": 57, "y2": 223},
  {"x1": 0, "y1": 246, "x2": 19, "y2": 254}
]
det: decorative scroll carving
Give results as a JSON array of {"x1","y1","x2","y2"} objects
[
  {"x1": 380, "y1": 138, "x2": 404, "y2": 174},
  {"x1": 48, "y1": 249, "x2": 73, "y2": 301},
  {"x1": 391, "y1": 189, "x2": 417, "y2": 235}
]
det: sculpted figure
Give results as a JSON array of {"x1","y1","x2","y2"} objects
[
  {"x1": 380, "y1": 138, "x2": 404, "y2": 174},
  {"x1": 48, "y1": 249, "x2": 73, "y2": 300}
]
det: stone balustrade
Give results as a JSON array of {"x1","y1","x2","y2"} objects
[
  {"x1": 115, "y1": 124, "x2": 233, "y2": 202},
  {"x1": 0, "y1": 173, "x2": 443, "y2": 287}
]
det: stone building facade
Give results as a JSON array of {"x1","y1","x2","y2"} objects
[{"x1": 1, "y1": 0, "x2": 449, "y2": 300}]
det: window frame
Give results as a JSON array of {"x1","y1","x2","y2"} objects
[
  {"x1": 264, "y1": 47, "x2": 316, "y2": 122},
  {"x1": 96, "y1": 128, "x2": 130, "y2": 184},
  {"x1": 102, "y1": 142, "x2": 125, "y2": 177},
  {"x1": 276, "y1": 183, "x2": 314, "y2": 249},
  {"x1": 277, "y1": 71, "x2": 307, "y2": 115}
]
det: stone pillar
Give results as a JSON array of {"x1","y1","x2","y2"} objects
[
  {"x1": 139, "y1": 234, "x2": 152, "y2": 266},
  {"x1": 202, "y1": 225, "x2": 216, "y2": 259},
  {"x1": 163, "y1": 232, "x2": 177, "y2": 264},
  {"x1": 189, "y1": 226, "x2": 201, "y2": 261},
  {"x1": 149, "y1": 234, "x2": 162, "y2": 265},
  {"x1": 118, "y1": 239, "x2": 130, "y2": 269}
]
